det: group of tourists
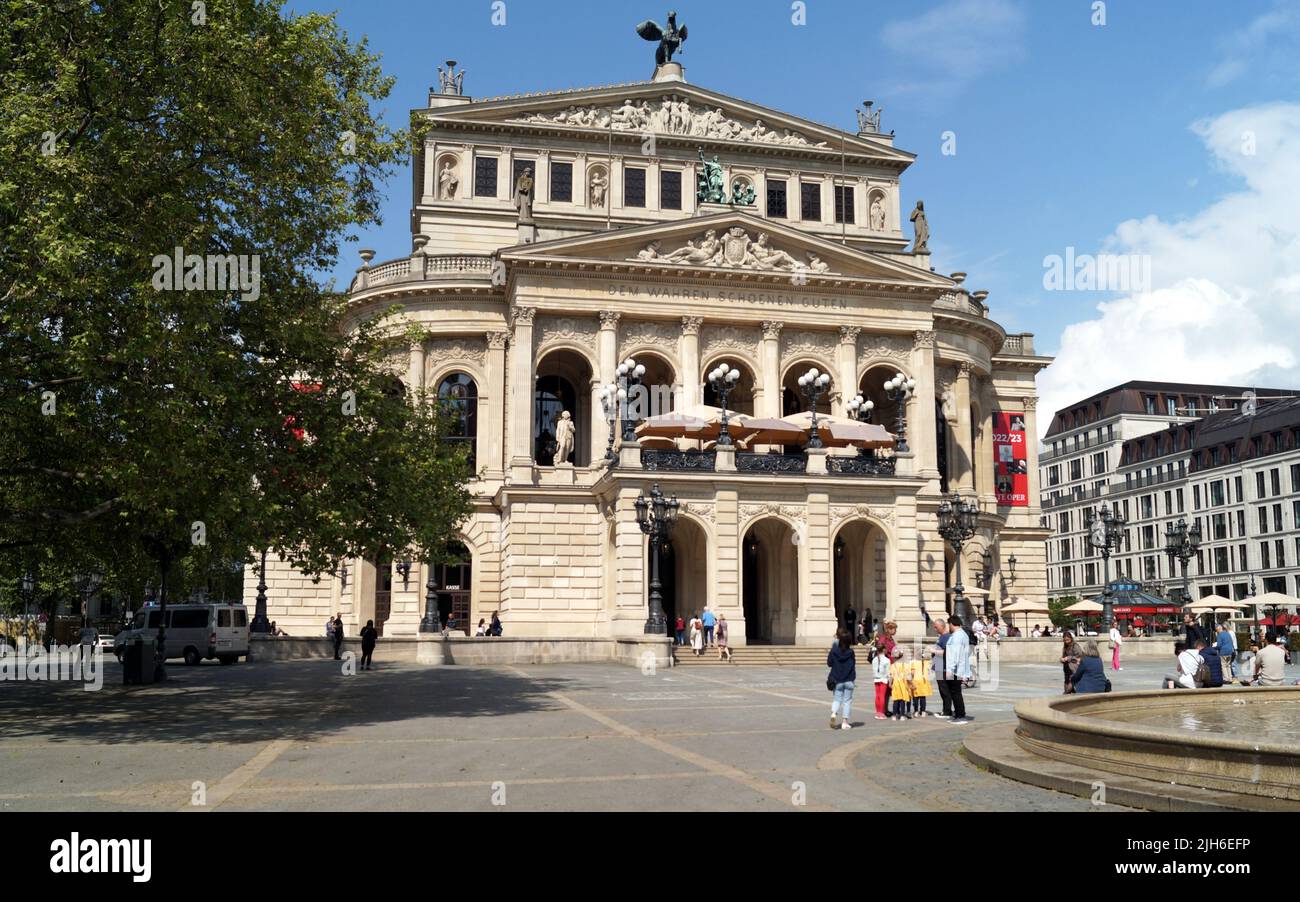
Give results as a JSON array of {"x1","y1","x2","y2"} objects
[
  {"x1": 1057, "y1": 631, "x2": 1110, "y2": 693},
  {"x1": 826, "y1": 615, "x2": 975, "y2": 729},
  {"x1": 1164, "y1": 631, "x2": 1290, "y2": 689},
  {"x1": 676, "y1": 610, "x2": 731, "y2": 660}
]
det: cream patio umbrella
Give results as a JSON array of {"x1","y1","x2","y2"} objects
[
  {"x1": 1063, "y1": 599, "x2": 1105, "y2": 614},
  {"x1": 778, "y1": 411, "x2": 896, "y2": 449},
  {"x1": 1240, "y1": 591, "x2": 1298, "y2": 637},
  {"x1": 1000, "y1": 597, "x2": 1052, "y2": 634}
]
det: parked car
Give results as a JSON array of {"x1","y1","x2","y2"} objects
[
  {"x1": 113, "y1": 603, "x2": 249, "y2": 665},
  {"x1": 96, "y1": 634, "x2": 116, "y2": 651}
]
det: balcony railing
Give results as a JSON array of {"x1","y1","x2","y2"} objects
[
  {"x1": 998, "y1": 333, "x2": 1036, "y2": 356},
  {"x1": 736, "y1": 452, "x2": 807, "y2": 474},
  {"x1": 642, "y1": 449, "x2": 717, "y2": 472},
  {"x1": 827, "y1": 455, "x2": 897, "y2": 477},
  {"x1": 349, "y1": 253, "x2": 494, "y2": 292}
]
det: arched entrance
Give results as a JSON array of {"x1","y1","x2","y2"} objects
[
  {"x1": 702, "y1": 358, "x2": 756, "y2": 417},
  {"x1": 833, "y1": 520, "x2": 890, "y2": 634},
  {"x1": 434, "y1": 541, "x2": 472, "y2": 634},
  {"x1": 368, "y1": 555, "x2": 393, "y2": 637},
  {"x1": 649, "y1": 516, "x2": 708, "y2": 629},
  {"x1": 741, "y1": 518, "x2": 800, "y2": 644},
  {"x1": 536, "y1": 349, "x2": 594, "y2": 466}
]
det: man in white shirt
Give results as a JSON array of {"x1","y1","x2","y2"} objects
[{"x1": 1163, "y1": 641, "x2": 1200, "y2": 689}]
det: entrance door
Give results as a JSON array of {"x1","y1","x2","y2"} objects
[
  {"x1": 648, "y1": 539, "x2": 676, "y2": 628},
  {"x1": 374, "y1": 558, "x2": 392, "y2": 637},
  {"x1": 435, "y1": 542, "x2": 472, "y2": 634},
  {"x1": 742, "y1": 536, "x2": 765, "y2": 643}
]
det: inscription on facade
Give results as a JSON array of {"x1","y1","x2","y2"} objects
[{"x1": 606, "y1": 283, "x2": 847, "y2": 309}]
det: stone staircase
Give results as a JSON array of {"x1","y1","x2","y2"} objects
[{"x1": 671, "y1": 645, "x2": 828, "y2": 667}]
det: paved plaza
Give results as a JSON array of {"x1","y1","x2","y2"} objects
[{"x1": 1, "y1": 654, "x2": 1294, "y2": 812}]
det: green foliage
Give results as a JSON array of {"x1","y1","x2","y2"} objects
[
  {"x1": 0, "y1": 0, "x2": 472, "y2": 599},
  {"x1": 1048, "y1": 595, "x2": 1079, "y2": 630}
]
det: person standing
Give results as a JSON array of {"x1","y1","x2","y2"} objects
[
  {"x1": 845, "y1": 605, "x2": 857, "y2": 638},
  {"x1": 331, "y1": 612, "x2": 344, "y2": 660},
  {"x1": 1108, "y1": 621, "x2": 1123, "y2": 671},
  {"x1": 826, "y1": 629, "x2": 856, "y2": 730},
  {"x1": 871, "y1": 644, "x2": 890, "y2": 720},
  {"x1": 944, "y1": 616, "x2": 972, "y2": 724},
  {"x1": 888, "y1": 647, "x2": 914, "y2": 720},
  {"x1": 1069, "y1": 640, "x2": 1107, "y2": 693},
  {"x1": 931, "y1": 618, "x2": 952, "y2": 718},
  {"x1": 1183, "y1": 613, "x2": 1208, "y2": 647},
  {"x1": 717, "y1": 613, "x2": 732, "y2": 662},
  {"x1": 909, "y1": 649, "x2": 933, "y2": 716},
  {"x1": 359, "y1": 619, "x2": 377, "y2": 671},
  {"x1": 675, "y1": 615, "x2": 685, "y2": 647},
  {"x1": 701, "y1": 607, "x2": 716, "y2": 647},
  {"x1": 1214, "y1": 622, "x2": 1236, "y2": 681},
  {"x1": 490, "y1": 611, "x2": 502, "y2": 637},
  {"x1": 690, "y1": 613, "x2": 703, "y2": 657},
  {"x1": 325, "y1": 616, "x2": 334, "y2": 638}
]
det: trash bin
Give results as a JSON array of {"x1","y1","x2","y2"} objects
[{"x1": 122, "y1": 638, "x2": 156, "y2": 685}]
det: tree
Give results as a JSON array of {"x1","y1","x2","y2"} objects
[{"x1": 0, "y1": 1, "x2": 471, "y2": 601}]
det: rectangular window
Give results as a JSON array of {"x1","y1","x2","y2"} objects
[
  {"x1": 1048, "y1": 465, "x2": 1060, "y2": 487},
  {"x1": 1059, "y1": 538, "x2": 1071, "y2": 561},
  {"x1": 800, "y1": 182, "x2": 821, "y2": 220},
  {"x1": 1215, "y1": 547, "x2": 1229, "y2": 574},
  {"x1": 1142, "y1": 524, "x2": 1155, "y2": 549},
  {"x1": 217, "y1": 610, "x2": 231, "y2": 628},
  {"x1": 1276, "y1": 539, "x2": 1285, "y2": 568},
  {"x1": 1176, "y1": 488, "x2": 1185, "y2": 513},
  {"x1": 1070, "y1": 459, "x2": 1083, "y2": 481},
  {"x1": 1235, "y1": 475, "x2": 1243, "y2": 503},
  {"x1": 834, "y1": 185, "x2": 855, "y2": 223},
  {"x1": 1237, "y1": 509, "x2": 1246, "y2": 537},
  {"x1": 170, "y1": 609, "x2": 209, "y2": 630},
  {"x1": 1210, "y1": 481, "x2": 1225, "y2": 506},
  {"x1": 1259, "y1": 506, "x2": 1269, "y2": 534},
  {"x1": 1194, "y1": 485, "x2": 1201, "y2": 509},
  {"x1": 659, "y1": 169, "x2": 682, "y2": 210},
  {"x1": 1271, "y1": 468, "x2": 1281, "y2": 496},
  {"x1": 1166, "y1": 398, "x2": 1177, "y2": 416},
  {"x1": 233, "y1": 610, "x2": 247, "y2": 628},
  {"x1": 1294, "y1": 500, "x2": 1300, "y2": 529},
  {"x1": 623, "y1": 167, "x2": 646, "y2": 208},
  {"x1": 1292, "y1": 463, "x2": 1300, "y2": 493},
  {"x1": 1239, "y1": 544, "x2": 1247, "y2": 572},
  {"x1": 1144, "y1": 395, "x2": 1156, "y2": 415},
  {"x1": 474, "y1": 156, "x2": 498, "y2": 198},
  {"x1": 767, "y1": 179, "x2": 787, "y2": 218},
  {"x1": 1141, "y1": 495, "x2": 1153, "y2": 519},
  {"x1": 1213, "y1": 513, "x2": 1227, "y2": 541},
  {"x1": 1093, "y1": 452, "x2": 1106, "y2": 475},
  {"x1": 1261, "y1": 542, "x2": 1271, "y2": 569},
  {"x1": 1062, "y1": 567, "x2": 1073, "y2": 588},
  {"x1": 1257, "y1": 471, "x2": 1266, "y2": 499},
  {"x1": 549, "y1": 161, "x2": 573, "y2": 202},
  {"x1": 1085, "y1": 563, "x2": 1096, "y2": 585},
  {"x1": 1274, "y1": 503, "x2": 1283, "y2": 533}
]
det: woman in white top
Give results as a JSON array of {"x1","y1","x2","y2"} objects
[
  {"x1": 1108, "y1": 624, "x2": 1123, "y2": 671},
  {"x1": 690, "y1": 615, "x2": 704, "y2": 656}
]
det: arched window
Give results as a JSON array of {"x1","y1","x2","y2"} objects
[
  {"x1": 437, "y1": 373, "x2": 478, "y2": 470},
  {"x1": 535, "y1": 374, "x2": 577, "y2": 466}
]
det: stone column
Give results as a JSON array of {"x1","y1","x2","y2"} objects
[
  {"x1": 612, "y1": 487, "x2": 648, "y2": 637},
  {"x1": 484, "y1": 331, "x2": 509, "y2": 477},
  {"x1": 836, "y1": 326, "x2": 860, "y2": 418},
  {"x1": 407, "y1": 337, "x2": 426, "y2": 399},
  {"x1": 715, "y1": 489, "x2": 741, "y2": 641},
  {"x1": 1023, "y1": 395, "x2": 1042, "y2": 515},
  {"x1": 955, "y1": 362, "x2": 975, "y2": 494},
  {"x1": 798, "y1": 492, "x2": 836, "y2": 645},
  {"x1": 758, "y1": 321, "x2": 783, "y2": 418},
  {"x1": 680, "y1": 316, "x2": 703, "y2": 410},
  {"x1": 977, "y1": 382, "x2": 996, "y2": 505},
  {"x1": 910, "y1": 330, "x2": 939, "y2": 481},
  {"x1": 598, "y1": 311, "x2": 620, "y2": 386},
  {"x1": 508, "y1": 306, "x2": 536, "y2": 479}
]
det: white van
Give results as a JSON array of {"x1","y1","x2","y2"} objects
[{"x1": 114, "y1": 603, "x2": 250, "y2": 665}]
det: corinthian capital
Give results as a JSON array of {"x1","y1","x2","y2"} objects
[
  {"x1": 486, "y1": 331, "x2": 509, "y2": 350},
  {"x1": 681, "y1": 316, "x2": 704, "y2": 336},
  {"x1": 838, "y1": 325, "x2": 861, "y2": 345},
  {"x1": 1022, "y1": 396, "x2": 1038, "y2": 411},
  {"x1": 913, "y1": 329, "x2": 937, "y2": 350},
  {"x1": 762, "y1": 320, "x2": 784, "y2": 340},
  {"x1": 599, "y1": 310, "x2": 622, "y2": 330},
  {"x1": 513, "y1": 306, "x2": 536, "y2": 327}
]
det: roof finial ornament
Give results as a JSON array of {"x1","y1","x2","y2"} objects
[
  {"x1": 437, "y1": 60, "x2": 466, "y2": 96},
  {"x1": 857, "y1": 100, "x2": 882, "y2": 134},
  {"x1": 636, "y1": 10, "x2": 688, "y2": 67}
]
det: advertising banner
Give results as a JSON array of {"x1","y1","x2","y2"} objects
[{"x1": 993, "y1": 412, "x2": 1028, "y2": 507}]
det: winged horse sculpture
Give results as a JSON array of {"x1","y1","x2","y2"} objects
[{"x1": 636, "y1": 11, "x2": 688, "y2": 66}]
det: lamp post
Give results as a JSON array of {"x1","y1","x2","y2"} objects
[
  {"x1": 635, "y1": 483, "x2": 679, "y2": 635},
  {"x1": 396, "y1": 558, "x2": 412, "y2": 589},
  {"x1": 75, "y1": 573, "x2": 101, "y2": 628},
  {"x1": 598, "y1": 382, "x2": 620, "y2": 461},
  {"x1": 883, "y1": 371, "x2": 916, "y2": 453},
  {"x1": 251, "y1": 548, "x2": 271, "y2": 633},
  {"x1": 617, "y1": 358, "x2": 646, "y2": 443},
  {"x1": 1085, "y1": 503, "x2": 1127, "y2": 629},
  {"x1": 846, "y1": 394, "x2": 876, "y2": 458},
  {"x1": 980, "y1": 551, "x2": 996, "y2": 616},
  {"x1": 937, "y1": 495, "x2": 979, "y2": 625},
  {"x1": 1163, "y1": 518, "x2": 1201, "y2": 607},
  {"x1": 20, "y1": 573, "x2": 33, "y2": 649},
  {"x1": 420, "y1": 562, "x2": 440, "y2": 634},
  {"x1": 797, "y1": 367, "x2": 831, "y2": 449},
  {"x1": 707, "y1": 362, "x2": 741, "y2": 446}
]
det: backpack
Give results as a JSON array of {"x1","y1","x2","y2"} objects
[{"x1": 964, "y1": 626, "x2": 977, "y2": 648}]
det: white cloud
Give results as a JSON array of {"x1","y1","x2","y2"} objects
[
  {"x1": 879, "y1": 0, "x2": 1026, "y2": 104},
  {"x1": 1207, "y1": 1, "x2": 1300, "y2": 88},
  {"x1": 1036, "y1": 102, "x2": 1300, "y2": 437}
]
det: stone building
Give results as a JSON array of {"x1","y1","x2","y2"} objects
[{"x1": 248, "y1": 58, "x2": 1052, "y2": 643}]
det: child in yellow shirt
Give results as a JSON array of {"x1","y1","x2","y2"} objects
[
  {"x1": 909, "y1": 653, "x2": 934, "y2": 717},
  {"x1": 889, "y1": 647, "x2": 914, "y2": 720}
]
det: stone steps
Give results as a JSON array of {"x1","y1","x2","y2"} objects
[{"x1": 672, "y1": 645, "x2": 828, "y2": 666}]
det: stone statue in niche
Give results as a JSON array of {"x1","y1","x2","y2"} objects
[
  {"x1": 910, "y1": 200, "x2": 930, "y2": 253},
  {"x1": 941, "y1": 388, "x2": 957, "y2": 422},
  {"x1": 870, "y1": 196, "x2": 886, "y2": 231},
  {"x1": 513, "y1": 167, "x2": 535, "y2": 224},
  {"x1": 554, "y1": 410, "x2": 575, "y2": 464},
  {"x1": 697, "y1": 149, "x2": 726, "y2": 204},
  {"x1": 730, "y1": 179, "x2": 756, "y2": 206},
  {"x1": 590, "y1": 170, "x2": 608, "y2": 208},
  {"x1": 439, "y1": 160, "x2": 459, "y2": 199}
]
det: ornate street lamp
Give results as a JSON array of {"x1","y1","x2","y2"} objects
[
  {"x1": 846, "y1": 394, "x2": 876, "y2": 458},
  {"x1": 251, "y1": 548, "x2": 272, "y2": 633},
  {"x1": 1085, "y1": 502, "x2": 1127, "y2": 629},
  {"x1": 75, "y1": 573, "x2": 101, "y2": 627},
  {"x1": 396, "y1": 558, "x2": 412, "y2": 589},
  {"x1": 937, "y1": 495, "x2": 979, "y2": 625},
  {"x1": 617, "y1": 358, "x2": 646, "y2": 443},
  {"x1": 1163, "y1": 517, "x2": 1201, "y2": 606},
  {"x1": 707, "y1": 362, "x2": 741, "y2": 447},
  {"x1": 635, "y1": 483, "x2": 679, "y2": 635},
  {"x1": 797, "y1": 367, "x2": 832, "y2": 449},
  {"x1": 340, "y1": 561, "x2": 349, "y2": 590},
  {"x1": 598, "y1": 382, "x2": 620, "y2": 461},
  {"x1": 883, "y1": 371, "x2": 916, "y2": 453},
  {"x1": 420, "y1": 562, "x2": 440, "y2": 634},
  {"x1": 1007, "y1": 554, "x2": 1017, "y2": 582}
]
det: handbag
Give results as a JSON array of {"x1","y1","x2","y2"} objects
[
  {"x1": 826, "y1": 675, "x2": 837, "y2": 691},
  {"x1": 1103, "y1": 678, "x2": 1112, "y2": 693}
]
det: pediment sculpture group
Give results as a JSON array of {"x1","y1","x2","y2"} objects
[
  {"x1": 632, "y1": 227, "x2": 834, "y2": 274},
  {"x1": 517, "y1": 97, "x2": 829, "y2": 148}
]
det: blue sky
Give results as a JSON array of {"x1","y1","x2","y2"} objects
[{"x1": 289, "y1": 0, "x2": 1300, "y2": 423}]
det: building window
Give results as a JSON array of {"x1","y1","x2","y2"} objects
[
  {"x1": 623, "y1": 167, "x2": 646, "y2": 208},
  {"x1": 512, "y1": 159, "x2": 534, "y2": 195},
  {"x1": 1271, "y1": 468, "x2": 1281, "y2": 496},
  {"x1": 1256, "y1": 470, "x2": 1265, "y2": 499},
  {"x1": 1166, "y1": 397, "x2": 1177, "y2": 416},
  {"x1": 474, "y1": 156, "x2": 498, "y2": 198},
  {"x1": 1070, "y1": 459, "x2": 1082, "y2": 481},
  {"x1": 1212, "y1": 514, "x2": 1227, "y2": 541},
  {"x1": 1193, "y1": 484, "x2": 1201, "y2": 509},
  {"x1": 1237, "y1": 509, "x2": 1245, "y2": 537},
  {"x1": 1292, "y1": 463, "x2": 1300, "y2": 493},
  {"x1": 1141, "y1": 495, "x2": 1153, "y2": 519},
  {"x1": 1061, "y1": 567, "x2": 1073, "y2": 588},
  {"x1": 1274, "y1": 503, "x2": 1283, "y2": 533},
  {"x1": 1261, "y1": 542, "x2": 1271, "y2": 569},
  {"x1": 1059, "y1": 538, "x2": 1071, "y2": 561},
  {"x1": 800, "y1": 182, "x2": 821, "y2": 220},
  {"x1": 1092, "y1": 452, "x2": 1106, "y2": 475},
  {"x1": 1085, "y1": 563, "x2": 1096, "y2": 585},
  {"x1": 1144, "y1": 395, "x2": 1156, "y2": 415},
  {"x1": 660, "y1": 169, "x2": 682, "y2": 210},
  {"x1": 1259, "y1": 506, "x2": 1269, "y2": 534},
  {"x1": 437, "y1": 373, "x2": 479, "y2": 471},
  {"x1": 550, "y1": 161, "x2": 573, "y2": 202},
  {"x1": 767, "y1": 179, "x2": 787, "y2": 218},
  {"x1": 1210, "y1": 481, "x2": 1225, "y2": 507},
  {"x1": 1276, "y1": 539, "x2": 1286, "y2": 568},
  {"x1": 1215, "y1": 547, "x2": 1229, "y2": 574},
  {"x1": 833, "y1": 185, "x2": 854, "y2": 223},
  {"x1": 1235, "y1": 475, "x2": 1243, "y2": 503},
  {"x1": 1048, "y1": 465, "x2": 1060, "y2": 486},
  {"x1": 1176, "y1": 488, "x2": 1185, "y2": 513},
  {"x1": 1239, "y1": 544, "x2": 1247, "y2": 572}
]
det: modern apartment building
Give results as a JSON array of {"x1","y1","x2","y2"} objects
[{"x1": 1041, "y1": 381, "x2": 1293, "y2": 602}]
